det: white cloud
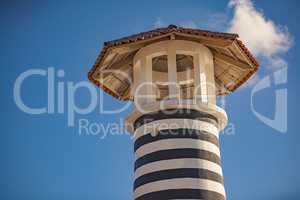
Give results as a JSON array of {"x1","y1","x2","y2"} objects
[{"x1": 228, "y1": 0, "x2": 293, "y2": 69}]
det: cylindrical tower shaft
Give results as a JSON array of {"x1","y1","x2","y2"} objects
[{"x1": 131, "y1": 108, "x2": 226, "y2": 200}]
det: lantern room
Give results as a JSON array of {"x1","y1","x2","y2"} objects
[{"x1": 132, "y1": 40, "x2": 216, "y2": 104}]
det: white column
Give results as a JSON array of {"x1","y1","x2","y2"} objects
[
  {"x1": 167, "y1": 47, "x2": 178, "y2": 99},
  {"x1": 205, "y1": 55, "x2": 216, "y2": 104},
  {"x1": 144, "y1": 56, "x2": 155, "y2": 102},
  {"x1": 133, "y1": 60, "x2": 142, "y2": 97},
  {"x1": 194, "y1": 52, "x2": 216, "y2": 104},
  {"x1": 133, "y1": 57, "x2": 154, "y2": 104},
  {"x1": 193, "y1": 53, "x2": 201, "y2": 102}
]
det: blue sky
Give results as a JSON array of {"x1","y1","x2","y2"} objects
[{"x1": 1, "y1": 0, "x2": 300, "y2": 199}]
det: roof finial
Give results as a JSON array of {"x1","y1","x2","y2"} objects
[{"x1": 168, "y1": 24, "x2": 177, "y2": 29}]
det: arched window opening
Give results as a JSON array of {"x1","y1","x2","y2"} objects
[
  {"x1": 152, "y1": 55, "x2": 169, "y2": 100},
  {"x1": 176, "y1": 54, "x2": 195, "y2": 99}
]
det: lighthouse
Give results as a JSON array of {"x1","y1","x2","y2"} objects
[{"x1": 88, "y1": 25, "x2": 259, "y2": 200}]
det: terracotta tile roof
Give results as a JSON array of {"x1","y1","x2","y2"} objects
[{"x1": 104, "y1": 24, "x2": 239, "y2": 47}]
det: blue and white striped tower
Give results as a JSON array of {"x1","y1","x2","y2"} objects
[{"x1": 127, "y1": 104, "x2": 227, "y2": 200}]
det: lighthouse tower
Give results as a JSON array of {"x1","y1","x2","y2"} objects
[{"x1": 88, "y1": 25, "x2": 259, "y2": 200}]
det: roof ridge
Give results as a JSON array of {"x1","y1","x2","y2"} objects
[{"x1": 104, "y1": 25, "x2": 239, "y2": 47}]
